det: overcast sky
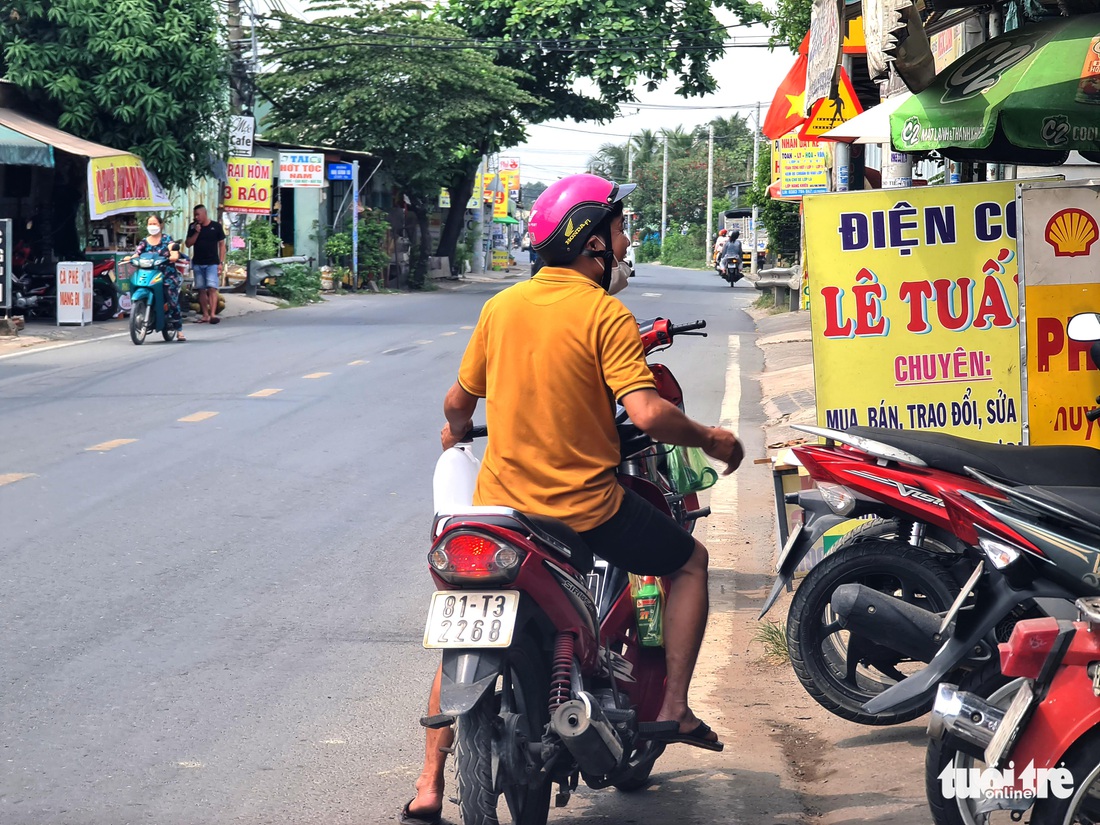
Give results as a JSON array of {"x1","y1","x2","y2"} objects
[{"x1": 508, "y1": 16, "x2": 797, "y2": 183}]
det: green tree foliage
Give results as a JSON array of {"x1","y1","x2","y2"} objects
[
  {"x1": 767, "y1": 0, "x2": 812, "y2": 50},
  {"x1": 0, "y1": 0, "x2": 229, "y2": 189},
  {"x1": 444, "y1": 0, "x2": 768, "y2": 123},
  {"x1": 258, "y1": 0, "x2": 534, "y2": 287},
  {"x1": 592, "y1": 116, "x2": 754, "y2": 237}
]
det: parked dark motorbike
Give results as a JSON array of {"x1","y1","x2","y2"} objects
[
  {"x1": 761, "y1": 423, "x2": 1100, "y2": 725},
  {"x1": 11, "y1": 261, "x2": 57, "y2": 319},
  {"x1": 424, "y1": 317, "x2": 713, "y2": 825}
]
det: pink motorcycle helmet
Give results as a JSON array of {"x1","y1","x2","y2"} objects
[{"x1": 528, "y1": 174, "x2": 635, "y2": 265}]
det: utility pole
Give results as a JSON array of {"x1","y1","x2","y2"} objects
[
  {"x1": 626, "y1": 140, "x2": 633, "y2": 242},
  {"x1": 351, "y1": 159, "x2": 360, "y2": 289},
  {"x1": 473, "y1": 156, "x2": 486, "y2": 273},
  {"x1": 661, "y1": 136, "x2": 669, "y2": 247},
  {"x1": 751, "y1": 101, "x2": 761, "y2": 277},
  {"x1": 705, "y1": 123, "x2": 714, "y2": 266},
  {"x1": 227, "y1": 0, "x2": 244, "y2": 112}
]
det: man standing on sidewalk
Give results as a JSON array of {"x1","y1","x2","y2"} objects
[{"x1": 186, "y1": 205, "x2": 226, "y2": 325}]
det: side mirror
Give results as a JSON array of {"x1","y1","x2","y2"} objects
[{"x1": 1068, "y1": 313, "x2": 1100, "y2": 343}]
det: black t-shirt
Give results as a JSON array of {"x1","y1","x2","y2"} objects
[{"x1": 190, "y1": 221, "x2": 226, "y2": 265}]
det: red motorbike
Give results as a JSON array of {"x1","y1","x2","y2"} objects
[
  {"x1": 760, "y1": 424, "x2": 1100, "y2": 725},
  {"x1": 422, "y1": 318, "x2": 710, "y2": 825}
]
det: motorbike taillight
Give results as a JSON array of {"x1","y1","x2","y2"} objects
[
  {"x1": 999, "y1": 617, "x2": 1063, "y2": 679},
  {"x1": 428, "y1": 529, "x2": 526, "y2": 585}
]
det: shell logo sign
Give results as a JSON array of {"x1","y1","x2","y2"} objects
[{"x1": 1044, "y1": 207, "x2": 1098, "y2": 257}]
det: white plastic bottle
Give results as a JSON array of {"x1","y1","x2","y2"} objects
[{"x1": 433, "y1": 445, "x2": 481, "y2": 513}]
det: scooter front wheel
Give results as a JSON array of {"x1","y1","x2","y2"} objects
[{"x1": 129, "y1": 299, "x2": 149, "y2": 345}]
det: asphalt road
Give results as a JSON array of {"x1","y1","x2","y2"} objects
[{"x1": 0, "y1": 265, "x2": 761, "y2": 825}]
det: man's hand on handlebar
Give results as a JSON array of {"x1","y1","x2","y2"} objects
[
  {"x1": 441, "y1": 421, "x2": 471, "y2": 451},
  {"x1": 705, "y1": 427, "x2": 745, "y2": 475}
]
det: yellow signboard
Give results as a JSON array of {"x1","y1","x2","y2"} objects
[
  {"x1": 223, "y1": 157, "x2": 273, "y2": 215},
  {"x1": 773, "y1": 134, "x2": 829, "y2": 198},
  {"x1": 1020, "y1": 182, "x2": 1100, "y2": 445},
  {"x1": 804, "y1": 181, "x2": 1022, "y2": 442},
  {"x1": 87, "y1": 155, "x2": 171, "y2": 219},
  {"x1": 499, "y1": 168, "x2": 521, "y2": 192}
]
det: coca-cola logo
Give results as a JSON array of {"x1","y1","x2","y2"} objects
[{"x1": 941, "y1": 36, "x2": 1035, "y2": 103}]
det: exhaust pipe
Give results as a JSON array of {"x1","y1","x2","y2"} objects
[
  {"x1": 552, "y1": 692, "x2": 623, "y2": 777},
  {"x1": 831, "y1": 583, "x2": 946, "y2": 663},
  {"x1": 928, "y1": 684, "x2": 1004, "y2": 758}
]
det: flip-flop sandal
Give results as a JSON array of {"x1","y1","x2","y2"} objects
[
  {"x1": 398, "y1": 800, "x2": 442, "y2": 825},
  {"x1": 209, "y1": 316, "x2": 221, "y2": 324},
  {"x1": 638, "y1": 720, "x2": 724, "y2": 752},
  {"x1": 176, "y1": 335, "x2": 188, "y2": 343},
  {"x1": 194, "y1": 318, "x2": 208, "y2": 323}
]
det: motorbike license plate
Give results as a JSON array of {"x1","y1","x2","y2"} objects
[
  {"x1": 939, "y1": 561, "x2": 984, "y2": 636},
  {"x1": 985, "y1": 681, "x2": 1036, "y2": 768},
  {"x1": 775, "y1": 523, "x2": 803, "y2": 572},
  {"x1": 423, "y1": 590, "x2": 520, "y2": 649}
]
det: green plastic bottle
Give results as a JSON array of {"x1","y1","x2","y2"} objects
[{"x1": 633, "y1": 575, "x2": 664, "y2": 648}]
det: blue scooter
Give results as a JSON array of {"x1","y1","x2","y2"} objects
[{"x1": 126, "y1": 248, "x2": 181, "y2": 345}]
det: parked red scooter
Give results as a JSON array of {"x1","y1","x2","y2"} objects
[
  {"x1": 423, "y1": 318, "x2": 711, "y2": 825},
  {"x1": 761, "y1": 424, "x2": 1100, "y2": 725}
]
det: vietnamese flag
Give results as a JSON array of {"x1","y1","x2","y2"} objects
[{"x1": 763, "y1": 53, "x2": 809, "y2": 141}]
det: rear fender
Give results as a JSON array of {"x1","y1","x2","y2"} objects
[
  {"x1": 438, "y1": 649, "x2": 504, "y2": 716},
  {"x1": 1009, "y1": 655, "x2": 1100, "y2": 771}
]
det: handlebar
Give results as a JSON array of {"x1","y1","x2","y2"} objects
[
  {"x1": 464, "y1": 425, "x2": 488, "y2": 441},
  {"x1": 668, "y1": 319, "x2": 707, "y2": 335}
]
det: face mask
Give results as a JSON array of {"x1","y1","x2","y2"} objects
[
  {"x1": 608, "y1": 260, "x2": 631, "y2": 295},
  {"x1": 147, "y1": 224, "x2": 161, "y2": 236}
]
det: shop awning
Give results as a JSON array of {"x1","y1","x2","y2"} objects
[
  {"x1": 820, "y1": 92, "x2": 912, "y2": 145},
  {"x1": 0, "y1": 124, "x2": 53, "y2": 167},
  {"x1": 0, "y1": 107, "x2": 133, "y2": 159},
  {"x1": 493, "y1": 215, "x2": 520, "y2": 225}
]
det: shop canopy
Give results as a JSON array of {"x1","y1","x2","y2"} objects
[
  {"x1": 0, "y1": 124, "x2": 53, "y2": 167},
  {"x1": 889, "y1": 14, "x2": 1100, "y2": 166},
  {"x1": 0, "y1": 107, "x2": 171, "y2": 218},
  {"x1": 821, "y1": 92, "x2": 912, "y2": 144},
  {"x1": 493, "y1": 215, "x2": 520, "y2": 224}
]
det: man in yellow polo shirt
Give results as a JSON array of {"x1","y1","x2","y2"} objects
[{"x1": 401, "y1": 174, "x2": 743, "y2": 825}]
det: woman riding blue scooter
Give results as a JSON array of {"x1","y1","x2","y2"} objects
[{"x1": 123, "y1": 214, "x2": 186, "y2": 344}]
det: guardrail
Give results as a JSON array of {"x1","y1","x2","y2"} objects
[
  {"x1": 245, "y1": 256, "x2": 312, "y2": 297},
  {"x1": 750, "y1": 266, "x2": 802, "y2": 312}
]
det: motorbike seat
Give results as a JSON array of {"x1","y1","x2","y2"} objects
[
  {"x1": 434, "y1": 507, "x2": 594, "y2": 574},
  {"x1": 845, "y1": 426, "x2": 1100, "y2": 487},
  {"x1": 1009, "y1": 485, "x2": 1100, "y2": 533}
]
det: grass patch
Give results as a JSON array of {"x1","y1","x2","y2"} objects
[
  {"x1": 753, "y1": 290, "x2": 792, "y2": 315},
  {"x1": 754, "y1": 620, "x2": 789, "y2": 664}
]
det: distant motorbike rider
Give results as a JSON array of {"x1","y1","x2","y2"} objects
[
  {"x1": 719, "y1": 229, "x2": 743, "y2": 283},
  {"x1": 712, "y1": 228, "x2": 729, "y2": 265},
  {"x1": 400, "y1": 173, "x2": 744, "y2": 824},
  {"x1": 127, "y1": 215, "x2": 186, "y2": 342}
]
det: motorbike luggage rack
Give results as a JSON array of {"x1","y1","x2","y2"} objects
[{"x1": 792, "y1": 424, "x2": 928, "y2": 467}]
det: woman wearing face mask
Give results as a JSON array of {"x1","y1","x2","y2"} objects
[{"x1": 131, "y1": 215, "x2": 186, "y2": 341}]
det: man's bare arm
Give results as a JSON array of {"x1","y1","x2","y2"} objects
[
  {"x1": 441, "y1": 381, "x2": 480, "y2": 450},
  {"x1": 621, "y1": 388, "x2": 743, "y2": 474}
]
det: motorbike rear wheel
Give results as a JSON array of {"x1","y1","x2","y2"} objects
[
  {"x1": 162, "y1": 328, "x2": 177, "y2": 343},
  {"x1": 925, "y1": 662, "x2": 1019, "y2": 825},
  {"x1": 455, "y1": 635, "x2": 552, "y2": 825},
  {"x1": 786, "y1": 538, "x2": 961, "y2": 725},
  {"x1": 129, "y1": 300, "x2": 148, "y2": 345}
]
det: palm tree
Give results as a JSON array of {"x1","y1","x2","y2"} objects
[
  {"x1": 630, "y1": 129, "x2": 661, "y2": 165},
  {"x1": 587, "y1": 142, "x2": 629, "y2": 181},
  {"x1": 659, "y1": 126, "x2": 695, "y2": 157}
]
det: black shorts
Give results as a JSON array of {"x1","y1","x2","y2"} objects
[{"x1": 579, "y1": 487, "x2": 696, "y2": 577}]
